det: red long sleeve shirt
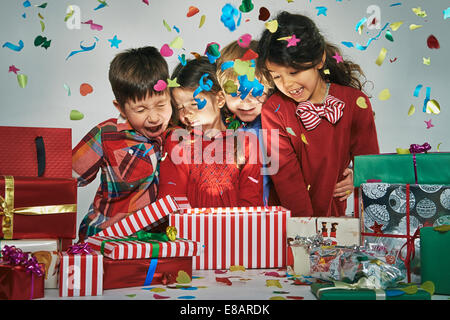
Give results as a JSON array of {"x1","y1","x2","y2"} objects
[{"x1": 261, "y1": 83, "x2": 379, "y2": 217}]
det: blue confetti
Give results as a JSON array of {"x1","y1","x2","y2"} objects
[
  {"x1": 220, "y1": 3, "x2": 242, "y2": 32},
  {"x1": 178, "y1": 295, "x2": 196, "y2": 299},
  {"x1": 2, "y1": 40, "x2": 24, "y2": 52},
  {"x1": 142, "y1": 145, "x2": 154, "y2": 157},
  {"x1": 274, "y1": 104, "x2": 280, "y2": 112},
  {"x1": 180, "y1": 287, "x2": 198, "y2": 291},
  {"x1": 23, "y1": 1, "x2": 31, "y2": 8},
  {"x1": 389, "y1": 3, "x2": 402, "y2": 7},
  {"x1": 386, "y1": 289, "x2": 405, "y2": 297},
  {"x1": 66, "y1": 38, "x2": 98, "y2": 60},
  {"x1": 173, "y1": 25, "x2": 180, "y2": 33}
]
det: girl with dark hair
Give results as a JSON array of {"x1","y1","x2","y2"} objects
[
  {"x1": 158, "y1": 57, "x2": 263, "y2": 207},
  {"x1": 257, "y1": 11, "x2": 379, "y2": 217}
]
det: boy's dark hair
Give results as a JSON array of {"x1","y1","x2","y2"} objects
[
  {"x1": 109, "y1": 46, "x2": 169, "y2": 107},
  {"x1": 257, "y1": 11, "x2": 366, "y2": 91}
]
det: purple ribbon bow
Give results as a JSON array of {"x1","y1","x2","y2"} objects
[
  {"x1": 409, "y1": 142, "x2": 431, "y2": 154},
  {"x1": 67, "y1": 242, "x2": 93, "y2": 254}
]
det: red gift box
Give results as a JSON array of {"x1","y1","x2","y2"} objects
[
  {"x1": 0, "y1": 126, "x2": 72, "y2": 178},
  {"x1": 0, "y1": 176, "x2": 77, "y2": 239},
  {"x1": 103, "y1": 256, "x2": 192, "y2": 289},
  {"x1": 0, "y1": 262, "x2": 45, "y2": 300}
]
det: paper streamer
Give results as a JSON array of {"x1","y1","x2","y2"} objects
[{"x1": 2, "y1": 40, "x2": 24, "y2": 52}]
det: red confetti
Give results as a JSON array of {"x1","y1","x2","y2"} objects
[
  {"x1": 216, "y1": 277, "x2": 232, "y2": 286},
  {"x1": 187, "y1": 6, "x2": 199, "y2": 17},
  {"x1": 258, "y1": 7, "x2": 270, "y2": 21},
  {"x1": 293, "y1": 279, "x2": 310, "y2": 285},
  {"x1": 389, "y1": 57, "x2": 398, "y2": 63},
  {"x1": 427, "y1": 35, "x2": 440, "y2": 49},
  {"x1": 240, "y1": 49, "x2": 259, "y2": 61},
  {"x1": 153, "y1": 294, "x2": 170, "y2": 299},
  {"x1": 287, "y1": 296, "x2": 305, "y2": 300},
  {"x1": 214, "y1": 270, "x2": 227, "y2": 274},
  {"x1": 80, "y1": 83, "x2": 93, "y2": 96}
]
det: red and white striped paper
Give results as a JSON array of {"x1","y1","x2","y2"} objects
[
  {"x1": 169, "y1": 206, "x2": 290, "y2": 270},
  {"x1": 86, "y1": 235, "x2": 203, "y2": 260},
  {"x1": 94, "y1": 195, "x2": 179, "y2": 238},
  {"x1": 173, "y1": 196, "x2": 191, "y2": 209},
  {"x1": 59, "y1": 251, "x2": 103, "y2": 297}
]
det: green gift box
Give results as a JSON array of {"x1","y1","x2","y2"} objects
[
  {"x1": 420, "y1": 226, "x2": 450, "y2": 295},
  {"x1": 354, "y1": 153, "x2": 450, "y2": 187},
  {"x1": 311, "y1": 283, "x2": 431, "y2": 300}
]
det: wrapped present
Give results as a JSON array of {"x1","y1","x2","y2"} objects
[
  {"x1": 94, "y1": 195, "x2": 179, "y2": 238},
  {"x1": 103, "y1": 256, "x2": 192, "y2": 289},
  {"x1": 0, "y1": 239, "x2": 59, "y2": 288},
  {"x1": 286, "y1": 217, "x2": 359, "y2": 275},
  {"x1": 0, "y1": 175, "x2": 77, "y2": 240},
  {"x1": 170, "y1": 206, "x2": 290, "y2": 270},
  {"x1": 354, "y1": 151, "x2": 450, "y2": 187},
  {"x1": 87, "y1": 230, "x2": 203, "y2": 260},
  {"x1": 59, "y1": 244, "x2": 103, "y2": 297},
  {"x1": 311, "y1": 282, "x2": 431, "y2": 300},
  {"x1": 420, "y1": 226, "x2": 450, "y2": 294},
  {"x1": 0, "y1": 245, "x2": 45, "y2": 300},
  {"x1": 0, "y1": 126, "x2": 72, "y2": 178},
  {"x1": 358, "y1": 182, "x2": 450, "y2": 283}
]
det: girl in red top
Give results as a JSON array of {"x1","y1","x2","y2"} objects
[
  {"x1": 257, "y1": 12, "x2": 379, "y2": 217},
  {"x1": 159, "y1": 57, "x2": 263, "y2": 207}
]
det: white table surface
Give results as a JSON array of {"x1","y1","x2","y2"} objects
[{"x1": 40, "y1": 268, "x2": 449, "y2": 301}]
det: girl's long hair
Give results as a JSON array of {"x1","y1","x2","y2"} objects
[{"x1": 257, "y1": 11, "x2": 367, "y2": 92}]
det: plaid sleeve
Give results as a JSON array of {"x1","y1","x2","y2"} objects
[{"x1": 72, "y1": 124, "x2": 104, "y2": 187}]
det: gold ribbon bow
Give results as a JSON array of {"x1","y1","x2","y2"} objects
[{"x1": 1, "y1": 176, "x2": 77, "y2": 239}]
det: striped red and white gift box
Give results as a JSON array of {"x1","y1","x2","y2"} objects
[
  {"x1": 169, "y1": 206, "x2": 290, "y2": 270},
  {"x1": 86, "y1": 235, "x2": 204, "y2": 260},
  {"x1": 94, "y1": 195, "x2": 179, "y2": 238},
  {"x1": 59, "y1": 251, "x2": 103, "y2": 297}
]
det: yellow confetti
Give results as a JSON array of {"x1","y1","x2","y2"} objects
[
  {"x1": 266, "y1": 279, "x2": 282, "y2": 288},
  {"x1": 396, "y1": 148, "x2": 410, "y2": 154},
  {"x1": 323, "y1": 68, "x2": 330, "y2": 75},
  {"x1": 277, "y1": 36, "x2": 292, "y2": 41},
  {"x1": 423, "y1": 57, "x2": 431, "y2": 65},
  {"x1": 356, "y1": 96, "x2": 368, "y2": 109},
  {"x1": 270, "y1": 296, "x2": 286, "y2": 300},
  {"x1": 412, "y1": 7, "x2": 427, "y2": 18},
  {"x1": 163, "y1": 19, "x2": 172, "y2": 32},
  {"x1": 400, "y1": 285, "x2": 418, "y2": 295},
  {"x1": 409, "y1": 24, "x2": 423, "y2": 31},
  {"x1": 170, "y1": 36, "x2": 183, "y2": 49},
  {"x1": 167, "y1": 78, "x2": 180, "y2": 88},
  {"x1": 420, "y1": 281, "x2": 435, "y2": 296},
  {"x1": 300, "y1": 133, "x2": 308, "y2": 145},
  {"x1": 437, "y1": 143, "x2": 442, "y2": 152},
  {"x1": 426, "y1": 99, "x2": 440, "y2": 114},
  {"x1": 307, "y1": 184, "x2": 311, "y2": 191},
  {"x1": 408, "y1": 104, "x2": 415, "y2": 116},
  {"x1": 378, "y1": 88, "x2": 391, "y2": 101},
  {"x1": 17, "y1": 74, "x2": 28, "y2": 88},
  {"x1": 38, "y1": 13, "x2": 44, "y2": 20},
  {"x1": 229, "y1": 265, "x2": 246, "y2": 272},
  {"x1": 199, "y1": 14, "x2": 206, "y2": 28},
  {"x1": 176, "y1": 270, "x2": 191, "y2": 284},
  {"x1": 390, "y1": 21, "x2": 403, "y2": 31},
  {"x1": 40, "y1": 20, "x2": 45, "y2": 32},
  {"x1": 265, "y1": 20, "x2": 278, "y2": 33},
  {"x1": 150, "y1": 287, "x2": 166, "y2": 293},
  {"x1": 375, "y1": 47, "x2": 387, "y2": 66}
]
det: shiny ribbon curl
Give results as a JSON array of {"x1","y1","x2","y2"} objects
[
  {"x1": 193, "y1": 73, "x2": 213, "y2": 110},
  {"x1": 67, "y1": 242, "x2": 93, "y2": 254},
  {"x1": 1, "y1": 245, "x2": 43, "y2": 277},
  {"x1": 409, "y1": 142, "x2": 431, "y2": 154},
  {"x1": 1, "y1": 175, "x2": 77, "y2": 239},
  {"x1": 317, "y1": 278, "x2": 386, "y2": 300}
]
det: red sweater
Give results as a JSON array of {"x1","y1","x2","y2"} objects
[
  {"x1": 159, "y1": 128, "x2": 263, "y2": 208},
  {"x1": 261, "y1": 83, "x2": 379, "y2": 217}
]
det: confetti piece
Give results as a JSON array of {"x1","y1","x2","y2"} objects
[
  {"x1": 180, "y1": 287, "x2": 198, "y2": 291},
  {"x1": 412, "y1": 7, "x2": 427, "y2": 18},
  {"x1": 286, "y1": 127, "x2": 296, "y2": 136},
  {"x1": 160, "y1": 44, "x2": 173, "y2": 57},
  {"x1": 408, "y1": 104, "x2": 415, "y2": 116},
  {"x1": 125, "y1": 294, "x2": 136, "y2": 298},
  {"x1": 413, "y1": 84, "x2": 423, "y2": 97},
  {"x1": 385, "y1": 30, "x2": 393, "y2": 41},
  {"x1": 223, "y1": 80, "x2": 238, "y2": 94},
  {"x1": 8, "y1": 65, "x2": 20, "y2": 74},
  {"x1": 170, "y1": 36, "x2": 184, "y2": 49},
  {"x1": 270, "y1": 296, "x2": 286, "y2": 300},
  {"x1": 176, "y1": 270, "x2": 191, "y2": 284},
  {"x1": 315, "y1": 6, "x2": 328, "y2": 16},
  {"x1": 400, "y1": 285, "x2": 418, "y2": 294},
  {"x1": 421, "y1": 281, "x2": 435, "y2": 296},
  {"x1": 237, "y1": 33, "x2": 252, "y2": 48},
  {"x1": 40, "y1": 20, "x2": 45, "y2": 32},
  {"x1": 293, "y1": 279, "x2": 312, "y2": 285},
  {"x1": 323, "y1": 68, "x2": 330, "y2": 75},
  {"x1": 423, "y1": 57, "x2": 430, "y2": 65},
  {"x1": 389, "y1": 57, "x2": 397, "y2": 63},
  {"x1": 378, "y1": 88, "x2": 391, "y2": 101},
  {"x1": 199, "y1": 15, "x2": 206, "y2": 28},
  {"x1": 390, "y1": 3, "x2": 402, "y2": 7},
  {"x1": 149, "y1": 287, "x2": 166, "y2": 292},
  {"x1": 375, "y1": 47, "x2": 387, "y2": 66},
  {"x1": 108, "y1": 35, "x2": 122, "y2": 48},
  {"x1": 332, "y1": 52, "x2": 343, "y2": 63},
  {"x1": 390, "y1": 21, "x2": 403, "y2": 31},
  {"x1": 426, "y1": 99, "x2": 440, "y2": 114},
  {"x1": 167, "y1": 78, "x2": 180, "y2": 88},
  {"x1": 286, "y1": 34, "x2": 301, "y2": 47},
  {"x1": 259, "y1": 7, "x2": 270, "y2": 21},
  {"x1": 437, "y1": 143, "x2": 442, "y2": 152},
  {"x1": 229, "y1": 265, "x2": 246, "y2": 271},
  {"x1": 64, "y1": 6, "x2": 74, "y2": 22},
  {"x1": 273, "y1": 291, "x2": 290, "y2": 294},
  {"x1": 3, "y1": 40, "x2": 25, "y2": 52},
  {"x1": 396, "y1": 148, "x2": 410, "y2": 154},
  {"x1": 409, "y1": 24, "x2": 423, "y2": 30},
  {"x1": 386, "y1": 289, "x2": 405, "y2": 297},
  {"x1": 239, "y1": 0, "x2": 254, "y2": 13},
  {"x1": 356, "y1": 96, "x2": 368, "y2": 109},
  {"x1": 63, "y1": 83, "x2": 71, "y2": 96},
  {"x1": 424, "y1": 119, "x2": 434, "y2": 129},
  {"x1": 36, "y1": 2, "x2": 47, "y2": 8},
  {"x1": 264, "y1": 271, "x2": 282, "y2": 277},
  {"x1": 153, "y1": 294, "x2": 170, "y2": 299},
  {"x1": 216, "y1": 277, "x2": 232, "y2": 286},
  {"x1": 300, "y1": 133, "x2": 308, "y2": 145},
  {"x1": 94, "y1": 1, "x2": 107, "y2": 11},
  {"x1": 82, "y1": 20, "x2": 103, "y2": 31},
  {"x1": 214, "y1": 270, "x2": 227, "y2": 274},
  {"x1": 265, "y1": 20, "x2": 278, "y2": 33},
  {"x1": 287, "y1": 296, "x2": 304, "y2": 300},
  {"x1": 80, "y1": 83, "x2": 93, "y2": 96},
  {"x1": 355, "y1": 17, "x2": 367, "y2": 34},
  {"x1": 34, "y1": 35, "x2": 51, "y2": 49},
  {"x1": 444, "y1": 8, "x2": 450, "y2": 19},
  {"x1": 163, "y1": 19, "x2": 171, "y2": 32},
  {"x1": 70, "y1": 110, "x2": 84, "y2": 120},
  {"x1": 178, "y1": 296, "x2": 196, "y2": 299},
  {"x1": 186, "y1": 6, "x2": 199, "y2": 17},
  {"x1": 266, "y1": 279, "x2": 282, "y2": 288},
  {"x1": 248, "y1": 176, "x2": 258, "y2": 183},
  {"x1": 427, "y1": 35, "x2": 440, "y2": 49},
  {"x1": 220, "y1": 3, "x2": 242, "y2": 32},
  {"x1": 23, "y1": 1, "x2": 31, "y2": 8},
  {"x1": 143, "y1": 145, "x2": 154, "y2": 157},
  {"x1": 274, "y1": 104, "x2": 280, "y2": 112},
  {"x1": 17, "y1": 74, "x2": 28, "y2": 88}
]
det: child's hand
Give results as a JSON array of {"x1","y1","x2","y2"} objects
[{"x1": 333, "y1": 168, "x2": 353, "y2": 201}]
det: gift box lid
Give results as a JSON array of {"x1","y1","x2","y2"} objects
[{"x1": 178, "y1": 206, "x2": 290, "y2": 215}]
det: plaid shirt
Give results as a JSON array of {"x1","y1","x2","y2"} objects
[{"x1": 73, "y1": 116, "x2": 162, "y2": 241}]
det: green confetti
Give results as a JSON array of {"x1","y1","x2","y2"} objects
[
  {"x1": 63, "y1": 83, "x2": 71, "y2": 96},
  {"x1": 37, "y1": 2, "x2": 48, "y2": 8},
  {"x1": 163, "y1": 19, "x2": 172, "y2": 32},
  {"x1": 40, "y1": 20, "x2": 45, "y2": 32},
  {"x1": 17, "y1": 74, "x2": 28, "y2": 88},
  {"x1": 239, "y1": 0, "x2": 254, "y2": 13},
  {"x1": 199, "y1": 14, "x2": 206, "y2": 28},
  {"x1": 167, "y1": 78, "x2": 180, "y2": 88},
  {"x1": 385, "y1": 30, "x2": 394, "y2": 41},
  {"x1": 286, "y1": 127, "x2": 296, "y2": 136},
  {"x1": 125, "y1": 294, "x2": 136, "y2": 298},
  {"x1": 170, "y1": 36, "x2": 183, "y2": 49},
  {"x1": 70, "y1": 109, "x2": 84, "y2": 120}
]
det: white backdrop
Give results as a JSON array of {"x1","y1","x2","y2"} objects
[{"x1": 1, "y1": 0, "x2": 448, "y2": 240}]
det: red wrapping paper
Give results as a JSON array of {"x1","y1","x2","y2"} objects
[
  {"x1": 0, "y1": 176, "x2": 77, "y2": 239},
  {"x1": 0, "y1": 262, "x2": 44, "y2": 300},
  {"x1": 103, "y1": 256, "x2": 192, "y2": 290}
]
